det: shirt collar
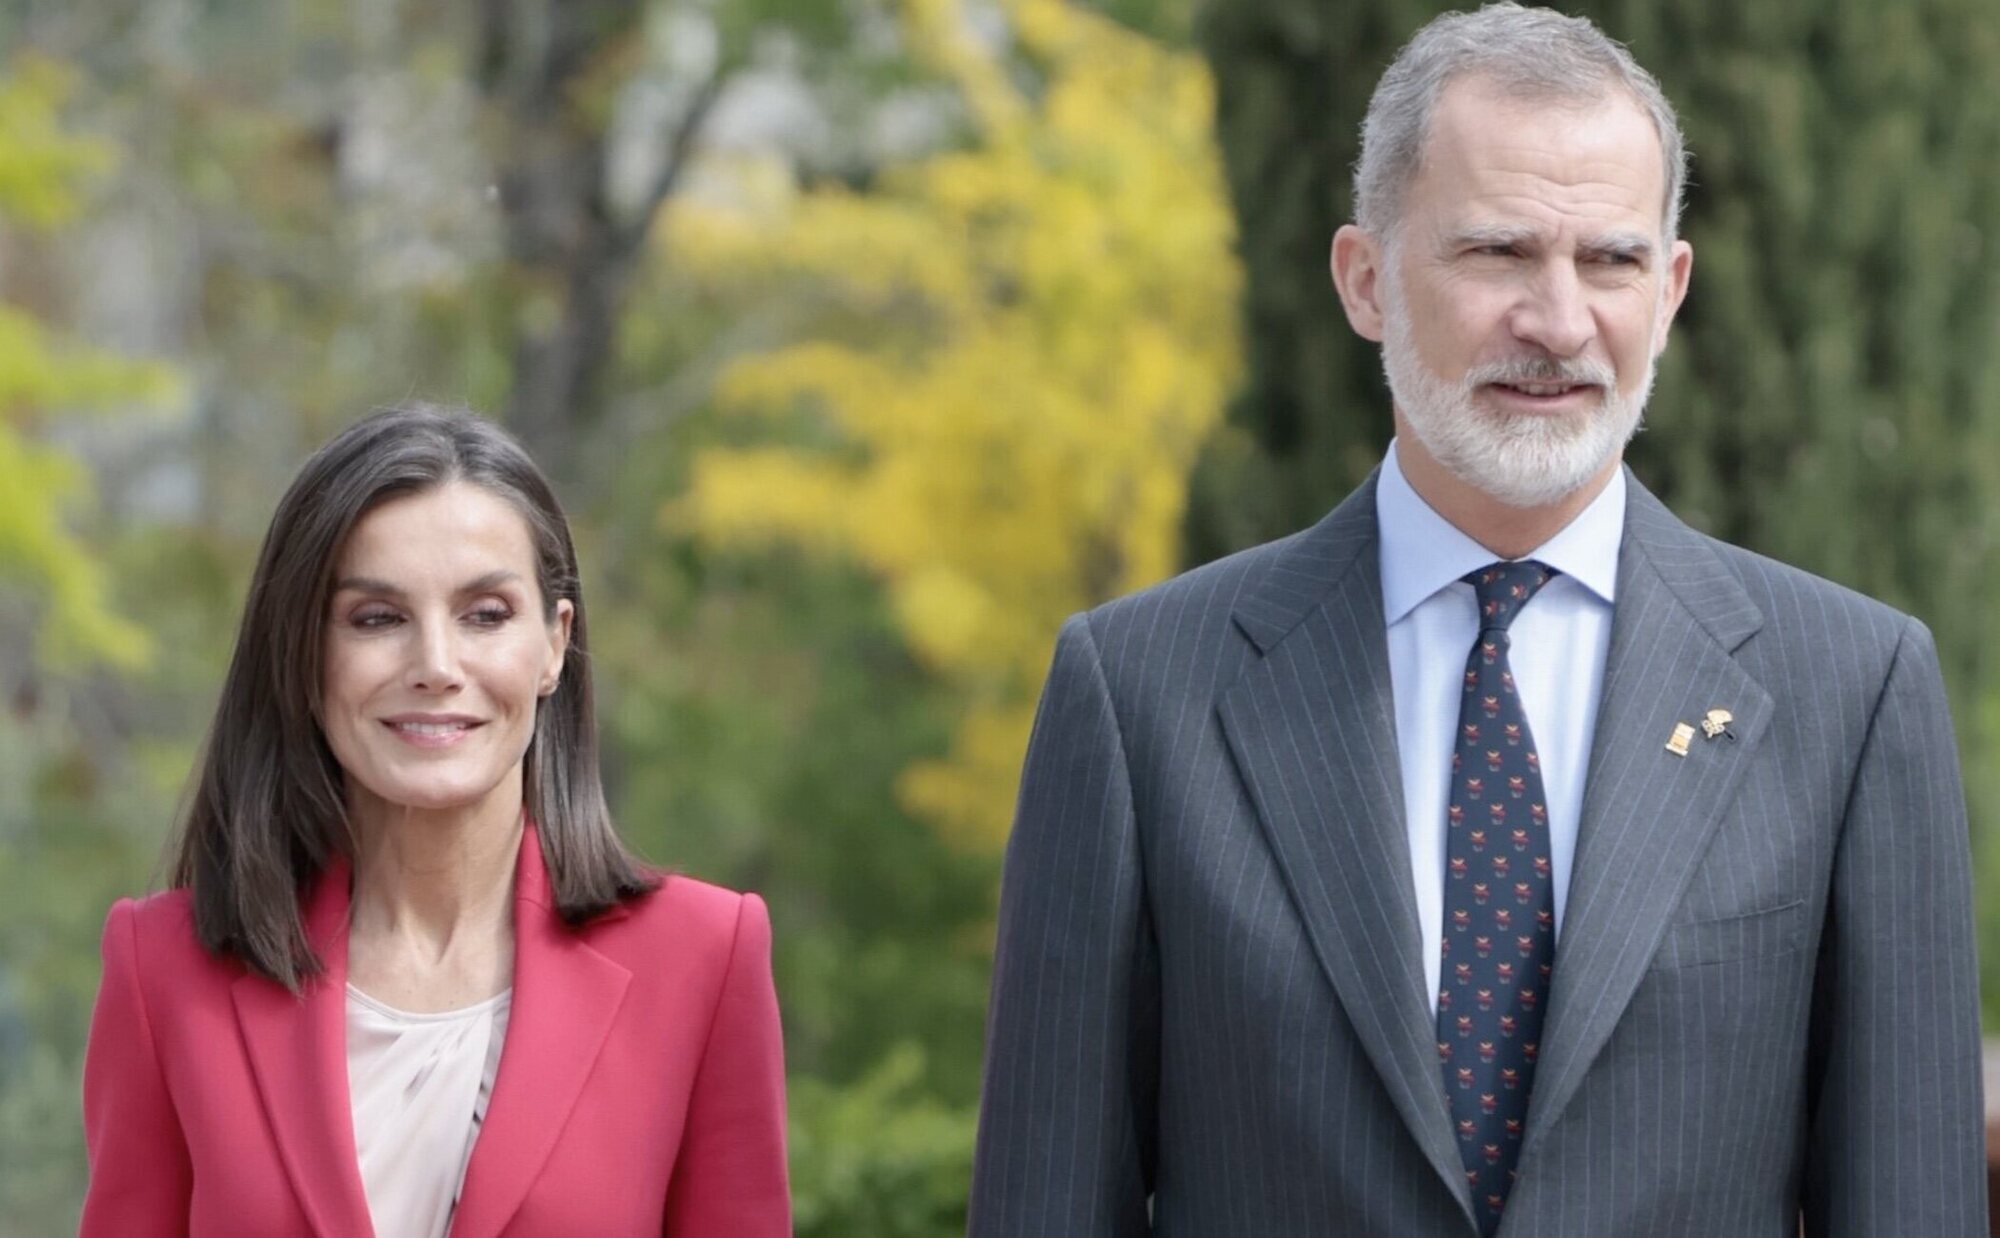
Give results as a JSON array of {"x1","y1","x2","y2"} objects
[{"x1": 1375, "y1": 439, "x2": 1624, "y2": 626}]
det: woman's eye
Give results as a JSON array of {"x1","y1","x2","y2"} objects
[
  {"x1": 351, "y1": 609, "x2": 400, "y2": 629},
  {"x1": 468, "y1": 606, "x2": 513, "y2": 627}
]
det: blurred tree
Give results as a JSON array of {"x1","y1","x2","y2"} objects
[
  {"x1": 0, "y1": 50, "x2": 181, "y2": 1228},
  {"x1": 0, "y1": 0, "x2": 1231, "y2": 1228},
  {"x1": 590, "y1": 490, "x2": 997, "y2": 1090},
  {"x1": 0, "y1": 708, "x2": 177, "y2": 1228},
  {"x1": 1079, "y1": 0, "x2": 1197, "y2": 44},
  {"x1": 1, "y1": 2, "x2": 1002, "y2": 1227},
  {"x1": 788, "y1": 1043, "x2": 975, "y2": 1237},
  {"x1": 475, "y1": 0, "x2": 888, "y2": 484},
  {"x1": 477, "y1": 0, "x2": 722, "y2": 484},
  {"x1": 615, "y1": 11, "x2": 1239, "y2": 1222},
  {"x1": 666, "y1": 0, "x2": 1240, "y2": 850},
  {"x1": 1183, "y1": 0, "x2": 1428, "y2": 563},
  {"x1": 0, "y1": 55, "x2": 178, "y2": 671},
  {"x1": 1191, "y1": 0, "x2": 2000, "y2": 1014}
]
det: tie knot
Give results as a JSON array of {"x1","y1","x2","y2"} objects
[{"x1": 1466, "y1": 561, "x2": 1556, "y2": 633}]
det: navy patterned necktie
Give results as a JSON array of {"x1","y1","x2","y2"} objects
[{"x1": 1437, "y1": 560, "x2": 1558, "y2": 1235}]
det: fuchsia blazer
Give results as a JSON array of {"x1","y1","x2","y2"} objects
[{"x1": 79, "y1": 828, "x2": 791, "y2": 1237}]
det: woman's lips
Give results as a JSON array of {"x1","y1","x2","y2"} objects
[{"x1": 380, "y1": 718, "x2": 483, "y2": 748}]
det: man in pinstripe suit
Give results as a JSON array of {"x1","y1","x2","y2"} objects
[{"x1": 969, "y1": 5, "x2": 1986, "y2": 1236}]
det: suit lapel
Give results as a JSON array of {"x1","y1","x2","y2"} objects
[
  {"x1": 449, "y1": 827, "x2": 632, "y2": 1238},
  {"x1": 1521, "y1": 478, "x2": 1772, "y2": 1153},
  {"x1": 233, "y1": 858, "x2": 377, "y2": 1238},
  {"x1": 1217, "y1": 476, "x2": 1476, "y2": 1225}
]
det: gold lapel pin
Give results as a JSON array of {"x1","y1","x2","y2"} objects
[
  {"x1": 1665, "y1": 722, "x2": 1696, "y2": 756},
  {"x1": 1701, "y1": 708, "x2": 1735, "y2": 741}
]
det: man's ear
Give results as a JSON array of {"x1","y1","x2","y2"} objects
[
  {"x1": 1332, "y1": 224, "x2": 1391, "y2": 343},
  {"x1": 1653, "y1": 237, "x2": 1694, "y2": 355}
]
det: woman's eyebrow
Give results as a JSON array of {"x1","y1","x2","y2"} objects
[{"x1": 331, "y1": 570, "x2": 523, "y2": 598}]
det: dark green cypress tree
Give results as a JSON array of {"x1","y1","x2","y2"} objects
[
  {"x1": 1186, "y1": 0, "x2": 1434, "y2": 562},
  {"x1": 1191, "y1": 0, "x2": 2000, "y2": 1014}
]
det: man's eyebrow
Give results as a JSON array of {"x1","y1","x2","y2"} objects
[
  {"x1": 331, "y1": 570, "x2": 523, "y2": 597},
  {"x1": 1444, "y1": 224, "x2": 1541, "y2": 251},
  {"x1": 1442, "y1": 225, "x2": 1658, "y2": 263},
  {"x1": 1579, "y1": 232, "x2": 1656, "y2": 262}
]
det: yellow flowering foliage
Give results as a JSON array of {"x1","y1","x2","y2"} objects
[
  {"x1": 0, "y1": 57, "x2": 181, "y2": 669},
  {"x1": 662, "y1": 0, "x2": 1239, "y2": 850}
]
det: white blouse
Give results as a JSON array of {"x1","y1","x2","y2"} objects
[{"x1": 346, "y1": 984, "x2": 512, "y2": 1238}]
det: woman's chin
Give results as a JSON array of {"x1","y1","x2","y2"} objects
[{"x1": 351, "y1": 777, "x2": 514, "y2": 821}]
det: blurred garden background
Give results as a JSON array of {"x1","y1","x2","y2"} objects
[{"x1": 3, "y1": 0, "x2": 1999, "y2": 1232}]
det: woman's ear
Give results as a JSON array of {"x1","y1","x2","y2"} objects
[{"x1": 542, "y1": 598, "x2": 574, "y2": 695}]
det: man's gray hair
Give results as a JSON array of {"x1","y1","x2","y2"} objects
[{"x1": 1354, "y1": 3, "x2": 1689, "y2": 243}]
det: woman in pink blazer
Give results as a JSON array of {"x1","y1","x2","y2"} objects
[{"x1": 80, "y1": 405, "x2": 790, "y2": 1237}]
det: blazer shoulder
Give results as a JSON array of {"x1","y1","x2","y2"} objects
[
  {"x1": 1699, "y1": 533, "x2": 1921, "y2": 650},
  {"x1": 606, "y1": 872, "x2": 767, "y2": 954},
  {"x1": 104, "y1": 888, "x2": 212, "y2": 971},
  {"x1": 118, "y1": 884, "x2": 194, "y2": 922},
  {"x1": 96, "y1": 887, "x2": 243, "y2": 1031}
]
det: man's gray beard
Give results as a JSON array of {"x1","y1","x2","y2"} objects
[{"x1": 1379, "y1": 284, "x2": 1655, "y2": 509}]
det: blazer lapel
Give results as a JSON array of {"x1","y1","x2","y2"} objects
[
  {"x1": 1521, "y1": 477, "x2": 1773, "y2": 1153},
  {"x1": 449, "y1": 827, "x2": 632, "y2": 1238},
  {"x1": 1217, "y1": 476, "x2": 1476, "y2": 1225},
  {"x1": 233, "y1": 858, "x2": 377, "y2": 1238}
]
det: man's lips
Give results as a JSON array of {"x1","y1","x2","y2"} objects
[{"x1": 1481, "y1": 381, "x2": 1603, "y2": 408}]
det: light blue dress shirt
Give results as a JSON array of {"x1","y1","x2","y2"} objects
[{"x1": 1374, "y1": 443, "x2": 1623, "y2": 1012}]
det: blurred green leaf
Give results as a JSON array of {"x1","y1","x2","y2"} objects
[{"x1": 789, "y1": 1043, "x2": 975, "y2": 1237}]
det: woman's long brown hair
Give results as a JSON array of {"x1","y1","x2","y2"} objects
[{"x1": 171, "y1": 403, "x2": 656, "y2": 991}]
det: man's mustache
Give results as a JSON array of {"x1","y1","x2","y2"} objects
[{"x1": 1464, "y1": 356, "x2": 1616, "y2": 389}]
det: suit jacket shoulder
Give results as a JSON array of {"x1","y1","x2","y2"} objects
[
  {"x1": 1626, "y1": 482, "x2": 1922, "y2": 693},
  {"x1": 1078, "y1": 480, "x2": 1377, "y2": 703},
  {"x1": 1090, "y1": 524, "x2": 1313, "y2": 636}
]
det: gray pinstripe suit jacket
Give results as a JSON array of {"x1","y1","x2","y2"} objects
[{"x1": 970, "y1": 470, "x2": 1986, "y2": 1237}]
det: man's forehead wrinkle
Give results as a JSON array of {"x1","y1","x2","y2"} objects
[
  {"x1": 1458, "y1": 157, "x2": 1660, "y2": 205},
  {"x1": 1443, "y1": 178, "x2": 1662, "y2": 239},
  {"x1": 1422, "y1": 94, "x2": 1666, "y2": 199},
  {"x1": 1478, "y1": 159, "x2": 1659, "y2": 191},
  {"x1": 1449, "y1": 186, "x2": 1657, "y2": 225}
]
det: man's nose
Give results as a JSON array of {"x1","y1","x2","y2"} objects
[{"x1": 1510, "y1": 264, "x2": 1595, "y2": 358}]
